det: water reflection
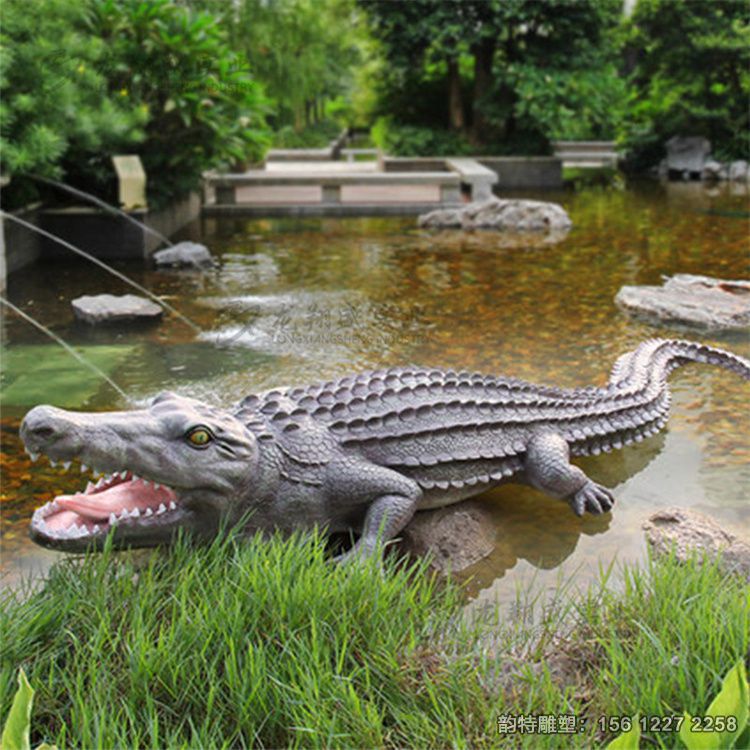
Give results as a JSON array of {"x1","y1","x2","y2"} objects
[{"x1": 1, "y1": 181, "x2": 748, "y2": 599}]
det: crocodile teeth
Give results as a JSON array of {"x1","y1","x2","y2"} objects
[
  {"x1": 154, "y1": 483, "x2": 162, "y2": 491},
  {"x1": 168, "y1": 501, "x2": 176, "y2": 511},
  {"x1": 109, "y1": 512, "x2": 118, "y2": 525},
  {"x1": 144, "y1": 508, "x2": 153, "y2": 517},
  {"x1": 29, "y1": 451, "x2": 40, "y2": 462},
  {"x1": 157, "y1": 503, "x2": 167, "y2": 515},
  {"x1": 86, "y1": 482, "x2": 95, "y2": 493},
  {"x1": 141, "y1": 479, "x2": 151, "y2": 488},
  {"x1": 49, "y1": 459, "x2": 57, "y2": 467},
  {"x1": 118, "y1": 509, "x2": 129, "y2": 521},
  {"x1": 130, "y1": 508, "x2": 141, "y2": 518},
  {"x1": 81, "y1": 464, "x2": 89, "y2": 473},
  {"x1": 119, "y1": 470, "x2": 128, "y2": 480},
  {"x1": 63, "y1": 461, "x2": 71, "y2": 470},
  {"x1": 92, "y1": 525, "x2": 100, "y2": 534}
]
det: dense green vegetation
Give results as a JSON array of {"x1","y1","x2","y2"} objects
[
  {"x1": 359, "y1": 0, "x2": 626, "y2": 156},
  {"x1": 1, "y1": 529, "x2": 747, "y2": 749},
  {"x1": 1, "y1": 0, "x2": 748, "y2": 206},
  {"x1": 620, "y1": 0, "x2": 750, "y2": 169}
]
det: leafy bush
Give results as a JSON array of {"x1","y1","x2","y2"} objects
[
  {"x1": 370, "y1": 116, "x2": 474, "y2": 156},
  {"x1": 84, "y1": 0, "x2": 270, "y2": 208},
  {"x1": 514, "y1": 64, "x2": 628, "y2": 141},
  {"x1": 0, "y1": 0, "x2": 144, "y2": 205},
  {"x1": 273, "y1": 119, "x2": 342, "y2": 149}
]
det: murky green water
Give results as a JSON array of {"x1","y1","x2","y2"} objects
[{"x1": 2, "y1": 180, "x2": 748, "y2": 606}]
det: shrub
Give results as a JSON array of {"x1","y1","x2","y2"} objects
[
  {"x1": 0, "y1": 0, "x2": 144, "y2": 206},
  {"x1": 83, "y1": 0, "x2": 271, "y2": 208}
]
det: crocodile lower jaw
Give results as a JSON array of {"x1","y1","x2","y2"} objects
[{"x1": 30, "y1": 468, "x2": 182, "y2": 544}]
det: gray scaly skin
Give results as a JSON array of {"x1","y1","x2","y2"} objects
[{"x1": 20, "y1": 339, "x2": 750, "y2": 560}]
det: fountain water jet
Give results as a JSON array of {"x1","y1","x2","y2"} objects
[
  {"x1": 30, "y1": 174, "x2": 174, "y2": 248},
  {"x1": 0, "y1": 296, "x2": 133, "y2": 404},
  {"x1": 0, "y1": 212, "x2": 202, "y2": 333}
]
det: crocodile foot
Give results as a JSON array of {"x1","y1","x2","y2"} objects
[{"x1": 570, "y1": 481, "x2": 615, "y2": 517}]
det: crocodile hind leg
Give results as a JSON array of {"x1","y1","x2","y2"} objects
[
  {"x1": 524, "y1": 431, "x2": 615, "y2": 516},
  {"x1": 334, "y1": 494, "x2": 419, "y2": 563}
]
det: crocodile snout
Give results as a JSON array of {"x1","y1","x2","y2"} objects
[{"x1": 21, "y1": 405, "x2": 75, "y2": 453}]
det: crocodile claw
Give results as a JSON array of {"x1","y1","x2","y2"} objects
[{"x1": 571, "y1": 482, "x2": 615, "y2": 516}]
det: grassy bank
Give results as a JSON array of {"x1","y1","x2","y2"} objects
[{"x1": 1, "y1": 531, "x2": 747, "y2": 749}]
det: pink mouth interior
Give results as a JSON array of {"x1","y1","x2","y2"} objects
[{"x1": 43, "y1": 473, "x2": 178, "y2": 533}]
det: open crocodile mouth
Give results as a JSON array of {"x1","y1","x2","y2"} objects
[{"x1": 31, "y1": 464, "x2": 181, "y2": 543}]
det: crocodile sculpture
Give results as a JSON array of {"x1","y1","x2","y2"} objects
[{"x1": 20, "y1": 338, "x2": 749, "y2": 560}]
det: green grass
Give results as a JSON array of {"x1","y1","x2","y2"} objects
[{"x1": 1, "y1": 531, "x2": 747, "y2": 749}]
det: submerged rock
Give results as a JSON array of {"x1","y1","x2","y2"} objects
[
  {"x1": 418, "y1": 197, "x2": 572, "y2": 234},
  {"x1": 643, "y1": 507, "x2": 750, "y2": 582},
  {"x1": 71, "y1": 294, "x2": 163, "y2": 325},
  {"x1": 153, "y1": 241, "x2": 213, "y2": 269},
  {"x1": 615, "y1": 274, "x2": 750, "y2": 331},
  {"x1": 399, "y1": 499, "x2": 496, "y2": 573}
]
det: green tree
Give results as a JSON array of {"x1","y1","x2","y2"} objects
[
  {"x1": 358, "y1": 0, "x2": 623, "y2": 153},
  {"x1": 621, "y1": 0, "x2": 750, "y2": 168},
  {"x1": 190, "y1": 0, "x2": 361, "y2": 131},
  {"x1": 86, "y1": 0, "x2": 270, "y2": 207}
]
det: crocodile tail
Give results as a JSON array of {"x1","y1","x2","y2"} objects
[{"x1": 609, "y1": 338, "x2": 750, "y2": 392}]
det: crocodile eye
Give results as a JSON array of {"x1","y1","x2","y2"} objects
[{"x1": 187, "y1": 427, "x2": 212, "y2": 447}]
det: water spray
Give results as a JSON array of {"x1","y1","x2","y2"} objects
[
  {"x1": 29, "y1": 174, "x2": 174, "y2": 248},
  {"x1": 0, "y1": 296, "x2": 133, "y2": 404},
  {"x1": 0, "y1": 212, "x2": 202, "y2": 333}
]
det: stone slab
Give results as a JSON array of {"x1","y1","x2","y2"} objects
[
  {"x1": 71, "y1": 294, "x2": 163, "y2": 325},
  {"x1": 615, "y1": 274, "x2": 750, "y2": 331}
]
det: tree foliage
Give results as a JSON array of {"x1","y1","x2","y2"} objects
[
  {"x1": 358, "y1": 0, "x2": 623, "y2": 153},
  {"x1": 84, "y1": 0, "x2": 270, "y2": 207},
  {"x1": 0, "y1": 0, "x2": 143, "y2": 181},
  {"x1": 621, "y1": 0, "x2": 750, "y2": 168},
  {"x1": 190, "y1": 0, "x2": 361, "y2": 131}
]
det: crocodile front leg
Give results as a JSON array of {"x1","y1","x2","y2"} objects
[
  {"x1": 335, "y1": 493, "x2": 419, "y2": 563},
  {"x1": 524, "y1": 431, "x2": 615, "y2": 517},
  {"x1": 327, "y1": 458, "x2": 422, "y2": 563}
]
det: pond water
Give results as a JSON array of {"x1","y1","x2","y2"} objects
[{"x1": 2, "y1": 180, "x2": 748, "y2": 609}]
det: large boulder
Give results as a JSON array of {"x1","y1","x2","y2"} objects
[
  {"x1": 615, "y1": 274, "x2": 750, "y2": 331},
  {"x1": 399, "y1": 499, "x2": 496, "y2": 573},
  {"x1": 418, "y1": 197, "x2": 572, "y2": 233},
  {"x1": 71, "y1": 294, "x2": 163, "y2": 325},
  {"x1": 153, "y1": 241, "x2": 213, "y2": 269},
  {"x1": 665, "y1": 136, "x2": 711, "y2": 175},
  {"x1": 643, "y1": 507, "x2": 750, "y2": 582}
]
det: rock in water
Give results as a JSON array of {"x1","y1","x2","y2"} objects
[
  {"x1": 418, "y1": 197, "x2": 572, "y2": 233},
  {"x1": 729, "y1": 160, "x2": 749, "y2": 182},
  {"x1": 398, "y1": 499, "x2": 496, "y2": 573},
  {"x1": 665, "y1": 136, "x2": 711, "y2": 175},
  {"x1": 71, "y1": 294, "x2": 163, "y2": 325},
  {"x1": 643, "y1": 507, "x2": 750, "y2": 582},
  {"x1": 615, "y1": 274, "x2": 750, "y2": 331},
  {"x1": 153, "y1": 241, "x2": 213, "y2": 269}
]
